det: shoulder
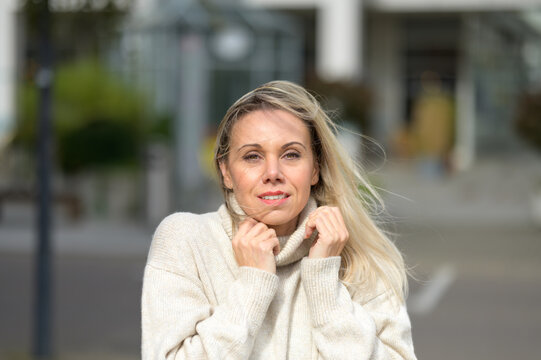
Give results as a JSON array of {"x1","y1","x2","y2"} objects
[
  {"x1": 350, "y1": 278, "x2": 404, "y2": 311},
  {"x1": 154, "y1": 211, "x2": 214, "y2": 237},
  {"x1": 146, "y1": 210, "x2": 222, "y2": 274}
]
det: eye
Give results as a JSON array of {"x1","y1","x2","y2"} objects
[
  {"x1": 283, "y1": 151, "x2": 300, "y2": 160},
  {"x1": 242, "y1": 153, "x2": 261, "y2": 161}
]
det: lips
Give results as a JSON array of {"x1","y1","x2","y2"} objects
[
  {"x1": 258, "y1": 191, "x2": 289, "y2": 199},
  {"x1": 258, "y1": 191, "x2": 290, "y2": 205}
]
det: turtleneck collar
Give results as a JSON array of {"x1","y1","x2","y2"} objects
[{"x1": 218, "y1": 194, "x2": 318, "y2": 267}]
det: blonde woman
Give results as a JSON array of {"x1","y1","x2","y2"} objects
[{"x1": 142, "y1": 81, "x2": 416, "y2": 359}]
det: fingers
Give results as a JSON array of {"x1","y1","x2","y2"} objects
[
  {"x1": 247, "y1": 222, "x2": 273, "y2": 239},
  {"x1": 237, "y1": 217, "x2": 258, "y2": 236},
  {"x1": 304, "y1": 206, "x2": 349, "y2": 258},
  {"x1": 232, "y1": 218, "x2": 280, "y2": 273},
  {"x1": 237, "y1": 219, "x2": 279, "y2": 250},
  {"x1": 306, "y1": 206, "x2": 348, "y2": 237},
  {"x1": 326, "y1": 207, "x2": 349, "y2": 242},
  {"x1": 257, "y1": 233, "x2": 280, "y2": 255},
  {"x1": 256, "y1": 228, "x2": 280, "y2": 256},
  {"x1": 305, "y1": 206, "x2": 337, "y2": 239},
  {"x1": 235, "y1": 219, "x2": 269, "y2": 244},
  {"x1": 304, "y1": 208, "x2": 323, "y2": 239},
  {"x1": 304, "y1": 217, "x2": 316, "y2": 239},
  {"x1": 272, "y1": 243, "x2": 280, "y2": 256}
]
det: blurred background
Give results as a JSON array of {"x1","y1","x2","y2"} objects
[{"x1": 1, "y1": 0, "x2": 541, "y2": 359}]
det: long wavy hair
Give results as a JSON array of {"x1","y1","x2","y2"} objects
[{"x1": 214, "y1": 80, "x2": 407, "y2": 303}]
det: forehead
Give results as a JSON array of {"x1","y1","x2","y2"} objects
[{"x1": 231, "y1": 109, "x2": 310, "y2": 147}]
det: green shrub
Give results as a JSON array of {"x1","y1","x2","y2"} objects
[{"x1": 15, "y1": 58, "x2": 147, "y2": 173}]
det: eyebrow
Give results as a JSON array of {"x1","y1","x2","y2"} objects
[{"x1": 237, "y1": 141, "x2": 307, "y2": 152}]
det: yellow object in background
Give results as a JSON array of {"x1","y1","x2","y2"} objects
[{"x1": 199, "y1": 132, "x2": 218, "y2": 181}]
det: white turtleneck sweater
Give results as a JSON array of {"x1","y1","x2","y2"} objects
[{"x1": 141, "y1": 198, "x2": 416, "y2": 359}]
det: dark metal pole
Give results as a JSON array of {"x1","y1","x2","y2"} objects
[{"x1": 33, "y1": 0, "x2": 53, "y2": 358}]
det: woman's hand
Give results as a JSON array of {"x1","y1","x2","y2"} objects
[
  {"x1": 304, "y1": 206, "x2": 349, "y2": 259},
  {"x1": 232, "y1": 218, "x2": 280, "y2": 274}
]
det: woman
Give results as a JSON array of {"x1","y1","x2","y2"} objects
[{"x1": 142, "y1": 81, "x2": 416, "y2": 359}]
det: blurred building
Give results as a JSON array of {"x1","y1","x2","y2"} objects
[
  {"x1": 7, "y1": 0, "x2": 539, "y2": 219},
  {"x1": 244, "y1": 0, "x2": 541, "y2": 171},
  {"x1": 118, "y1": 0, "x2": 304, "y2": 214},
  {"x1": 117, "y1": 0, "x2": 541, "y2": 215},
  {"x1": 0, "y1": 1, "x2": 16, "y2": 150}
]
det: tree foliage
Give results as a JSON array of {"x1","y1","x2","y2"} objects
[{"x1": 15, "y1": 59, "x2": 146, "y2": 173}]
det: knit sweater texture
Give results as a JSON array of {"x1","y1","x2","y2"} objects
[{"x1": 141, "y1": 197, "x2": 416, "y2": 359}]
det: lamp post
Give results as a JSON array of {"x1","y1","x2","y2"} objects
[{"x1": 33, "y1": 0, "x2": 53, "y2": 358}]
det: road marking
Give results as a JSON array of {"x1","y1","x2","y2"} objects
[{"x1": 408, "y1": 263, "x2": 456, "y2": 315}]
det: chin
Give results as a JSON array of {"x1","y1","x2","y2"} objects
[{"x1": 258, "y1": 211, "x2": 295, "y2": 227}]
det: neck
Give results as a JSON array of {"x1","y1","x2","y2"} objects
[
  {"x1": 218, "y1": 195, "x2": 318, "y2": 267},
  {"x1": 269, "y1": 216, "x2": 299, "y2": 237}
]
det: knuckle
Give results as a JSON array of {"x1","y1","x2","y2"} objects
[
  {"x1": 318, "y1": 235, "x2": 330, "y2": 244},
  {"x1": 255, "y1": 222, "x2": 267, "y2": 231}
]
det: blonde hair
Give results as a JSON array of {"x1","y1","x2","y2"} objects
[{"x1": 214, "y1": 80, "x2": 408, "y2": 303}]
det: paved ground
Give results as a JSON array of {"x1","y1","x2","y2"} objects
[
  {"x1": 0, "y1": 253, "x2": 144, "y2": 360},
  {"x1": 403, "y1": 223, "x2": 541, "y2": 360},
  {"x1": 1, "y1": 155, "x2": 540, "y2": 359},
  {"x1": 383, "y1": 154, "x2": 541, "y2": 359}
]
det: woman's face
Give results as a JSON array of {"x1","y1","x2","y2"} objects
[{"x1": 220, "y1": 109, "x2": 319, "y2": 236}]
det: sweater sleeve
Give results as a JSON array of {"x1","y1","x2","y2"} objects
[
  {"x1": 141, "y1": 214, "x2": 279, "y2": 359},
  {"x1": 300, "y1": 257, "x2": 417, "y2": 360}
]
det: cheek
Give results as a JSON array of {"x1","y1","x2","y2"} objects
[
  {"x1": 291, "y1": 167, "x2": 316, "y2": 190},
  {"x1": 230, "y1": 166, "x2": 261, "y2": 191}
]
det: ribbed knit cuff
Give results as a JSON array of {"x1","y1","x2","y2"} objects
[
  {"x1": 300, "y1": 256, "x2": 342, "y2": 327},
  {"x1": 230, "y1": 267, "x2": 279, "y2": 335}
]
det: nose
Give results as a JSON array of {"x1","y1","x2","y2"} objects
[{"x1": 262, "y1": 157, "x2": 284, "y2": 184}]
